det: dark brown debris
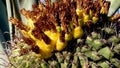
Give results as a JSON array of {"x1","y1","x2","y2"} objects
[
  {"x1": 32, "y1": 27, "x2": 51, "y2": 44},
  {"x1": 22, "y1": 37, "x2": 36, "y2": 46},
  {"x1": 9, "y1": 17, "x2": 30, "y2": 31},
  {"x1": 31, "y1": 45, "x2": 40, "y2": 54}
]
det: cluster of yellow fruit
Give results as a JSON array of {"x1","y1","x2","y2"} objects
[
  {"x1": 76, "y1": 0, "x2": 110, "y2": 26},
  {"x1": 10, "y1": 0, "x2": 111, "y2": 58}
]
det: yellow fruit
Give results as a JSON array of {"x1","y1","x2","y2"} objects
[
  {"x1": 92, "y1": 16, "x2": 99, "y2": 24},
  {"x1": 65, "y1": 33, "x2": 72, "y2": 41},
  {"x1": 56, "y1": 26, "x2": 61, "y2": 32},
  {"x1": 73, "y1": 26, "x2": 83, "y2": 39},
  {"x1": 35, "y1": 51, "x2": 52, "y2": 59},
  {"x1": 36, "y1": 40, "x2": 54, "y2": 58},
  {"x1": 61, "y1": 26, "x2": 64, "y2": 31},
  {"x1": 89, "y1": 10, "x2": 93, "y2": 19},
  {"x1": 27, "y1": 19, "x2": 34, "y2": 29},
  {"x1": 100, "y1": 7, "x2": 105, "y2": 14},
  {"x1": 34, "y1": 53, "x2": 42, "y2": 58},
  {"x1": 21, "y1": 30, "x2": 55, "y2": 58},
  {"x1": 76, "y1": 9, "x2": 84, "y2": 18},
  {"x1": 20, "y1": 30, "x2": 29, "y2": 37},
  {"x1": 78, "y1": 19, "x2": 84, "y2": 26},
  {"x1": 83, "y1": 14, "x2": 90, "y2": 24},
  {"x1": 39, "y1": 51, "x2": 53, "y2": 59},
  {"x1": 56, "y1": 38, "x2": 67, "y2": 51},
  {"x1": 44, "y1": 31, "x2": 60, "y2": 46},
  {"x1": 27, "y1": 30, "x2": 39, "y2": 42}
]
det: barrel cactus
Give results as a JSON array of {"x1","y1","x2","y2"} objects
[{"x1": 8, "y1": 0, "x2": 120, "y2": 68}]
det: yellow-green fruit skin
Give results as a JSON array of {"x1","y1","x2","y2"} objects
[
  {"x1": 56, "y1": 38, "x2": 67, "y2": 51},
  {"x1": 44, "y1": 31, "x2": 60, "y2": 46},
  {"x1": 78, "y1": 19, "x2": 84, "y2": 27},
  {"x1": 83, "y1": 14, "x2": 90, "y2": 24},
  {"x1": 89, "y1": 10, "x2": 93, "y2": 19},
  {"x1": 65, "y1": 33, "x2": 72, "y2": 41},
  {"x1": 76, "y1": 9, "x2": 84, "y2": 18},
  {"x1": 100, "y1": 7, "x2": 105, "y2": 14},
  {"x1": 92, "y1": 17, "x2": 99, "y2": 24},
  {"x1": 73, "y1": 26, "x2": 83, "y2": 39},
  {"x1": 36, "y1": 40, "x2": 54, "y2": 58},
  {"x1": 27, "y1": 19, "x2": 34, "y2": 29}
]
